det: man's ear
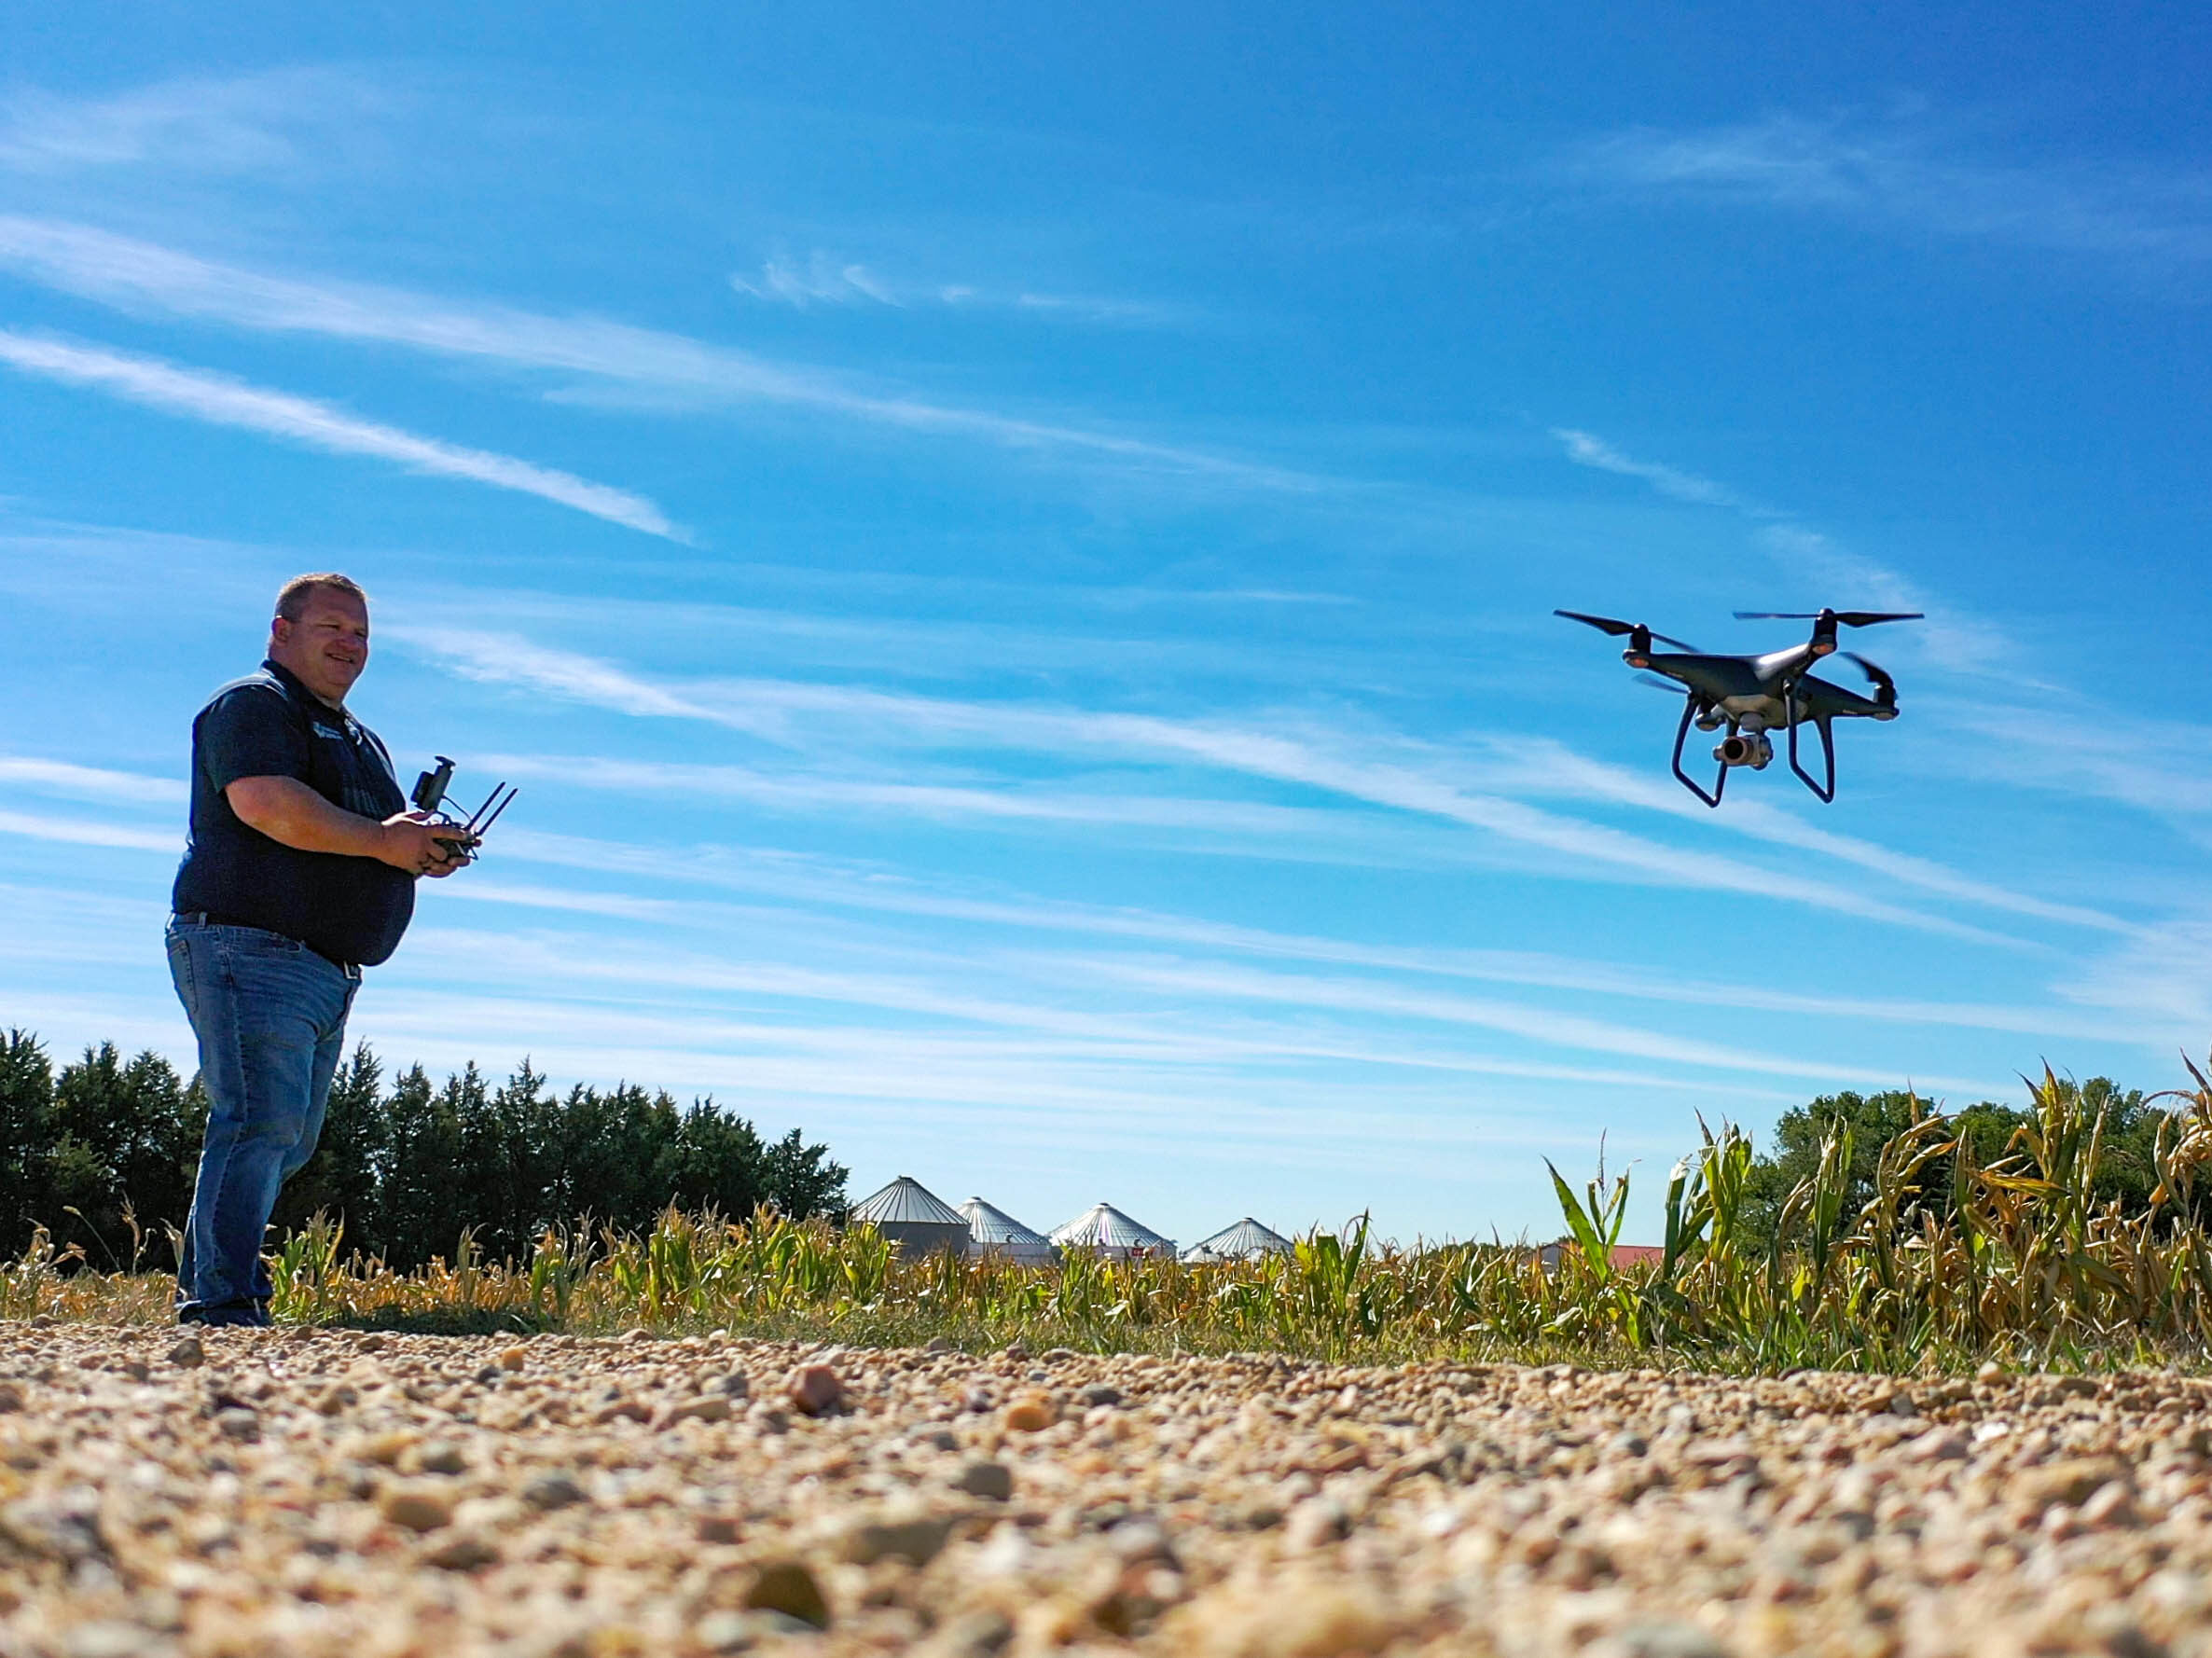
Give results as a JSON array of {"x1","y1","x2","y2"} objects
[{"x1": 270, "y1": 615, "x2": 292, "y2": 644}]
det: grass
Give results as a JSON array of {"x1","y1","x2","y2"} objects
[{"x1": 10, "y1": 1058, "x2": 2212, "y2": 1375}]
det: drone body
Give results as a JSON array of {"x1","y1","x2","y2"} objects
[{"x1": 1555, "y1": 607, "x2": 1921, "y2": 807}]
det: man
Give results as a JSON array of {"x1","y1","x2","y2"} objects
[{"x1": 167, "y1": 573, "x2": 463, "y2": 1326}]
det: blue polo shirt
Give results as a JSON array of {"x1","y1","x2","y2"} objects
[{"x1": 172, "y1": 659, "x2": 416, "y2": 967}]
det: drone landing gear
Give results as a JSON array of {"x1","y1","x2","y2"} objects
[
  {"x1": 1782, "y1": 697, "x2": 1838, "y2": 803},
  {"x1": 1670, "y1": 697, "x2": 1730, "y2": 808}
]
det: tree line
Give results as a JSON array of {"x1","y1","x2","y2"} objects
[{"x1": 0, "y1": 1029, "x2": 848, "y2": 1273}]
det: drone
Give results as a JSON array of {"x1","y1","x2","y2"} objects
[
  {"x1": 408, "y1": 756, "x2": 518, "y2": 864},
  {"x1": 1555, "y1": 607, "x2": 1924, "y2": 807}
]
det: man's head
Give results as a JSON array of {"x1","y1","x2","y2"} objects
[{"x1": 268, "y1": 573, "x2": 371, "y2": 708}]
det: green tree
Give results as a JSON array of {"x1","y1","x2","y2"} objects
[
  {"x1": 761, "y1": 1126, "x2": 849, "y2": 1221},
  {"x1": 46, "y1": 1044, "x2": 200, "y2": 1267},
  {"x1": 376, "y1": 1062, "x2": 469, "y2": 1269},
  {"x1": 547, "y1": 1081, "x2": 684, "y2": 1232},
  {"x1": 0, "y1": 1029, "x2": 54, "y2": 1254},
  {"x1": 450, "y1": 1059, "x2": 558, "y2": 1263},
  {"x1": 665, "y1": 1098, "x2": 768, "y2": 1219}
]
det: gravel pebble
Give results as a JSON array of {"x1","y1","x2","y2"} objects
[
  {"x1": 377, "y1": 1483, "x2": 454, "y2": 1532},
  {"x1": 163, "y1": 1335, "x2": 203, "y2": 1368},
  {"x1": 785, "y1": 1361, "x2": 847, "y2": 1416},
  {"x1": 952, "y1": 1459, "x2": 1015, "y2": 1500}
]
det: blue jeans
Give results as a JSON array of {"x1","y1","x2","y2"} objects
[{"x1": 166, "y1": 918, "x2": 359, "y2": 1324}]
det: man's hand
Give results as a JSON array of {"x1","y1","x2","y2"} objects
[
  {"x1": 380, "y1": 811, "x2": 468, "y2": 877},
  {"x1": 223, "y1": 777, "x2": 473, "y2": 877}
]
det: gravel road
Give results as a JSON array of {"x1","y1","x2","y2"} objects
[{"x1": 4, "y1": 1321, "x2": 2210, "y2": 1658}]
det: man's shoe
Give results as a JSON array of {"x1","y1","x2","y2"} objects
[{"x1": 177, "y1": 1298, "x2": 270, "y2": 1329}]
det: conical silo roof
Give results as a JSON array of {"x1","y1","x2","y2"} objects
[
  {"x1": 1049, "y1": 1201, "x2": 1177, "y2": 1259},
  {"x1": 1185, "y1": 1217, "x2": 1293, "y2": 1263},
  {"x1": 850, "y1": 1175, "x2": 966, "y2": 1226},
  {"x1": 848, "y1": 1175, "x2": 970, "y2": 1257},
  {"x1": 960, "y1": 1197, "x2": 1058, "y2": 1264}
]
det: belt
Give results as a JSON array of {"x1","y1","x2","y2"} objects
[{"x1": 173, "y1": 912, "x2": 361, "y2": 977}]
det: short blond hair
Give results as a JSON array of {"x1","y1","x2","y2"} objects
[{"x1": 275, "y1": 573, "x2": 369, "y2": 622}]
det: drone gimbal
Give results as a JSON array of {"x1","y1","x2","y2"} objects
[{"x1": 408, "y1": 756, "x2": 518, "y2": 864}]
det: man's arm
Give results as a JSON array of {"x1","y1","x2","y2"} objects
[{"x1": 227, "y1": 777, "x2": 463, "y2": 877}]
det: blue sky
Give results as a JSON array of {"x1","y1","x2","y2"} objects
[{"x1": 4, "y1": 5, "x2": 2210, "y2": 1247}]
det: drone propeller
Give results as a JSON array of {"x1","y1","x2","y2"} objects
[
  {"x1": 1840, "y1": 652, "x2": 1897, "y2": 708},
  {"x1": 1633, "y1": 671, "x2": 1687, "y2": 693},
  {"x1": 1733, "y1": 609, "x2": 1925, "y2": 629},
  {"x1": 1554, "y1": 610, "x2": 1701, "y2": 652}
]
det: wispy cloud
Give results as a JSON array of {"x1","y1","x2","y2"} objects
[
  {"x1": 1071, "y1": 956, "x2": 2000, "y2": 1094},
  {"x1": 0, "y1": 330, "x2": 684, "y2": 539},
  {"x1": 393, "y1": 920, "x2": 1884, "y2": 1096},
  {"x1": 731, "y1": 252, "x2": 901, "y2": 308},
  {"x1": 1551, "y1": 424, "x2": 2009, "y2": 670},
  {"x1": 2060, "y1": 911, "x2": 2212, "y2": 1044},
  {"x1": 453, "y1": 837, "x2": 2120, "y2": 1044},
  {"x1": 0, "y1": 807, "x2": 177, "y2": 852},
  {"x1": 393, "y1": 627, "x2": 2018, "y2": 940},
  {"x1": 1945, "y1": 703, "x2": 2212, "y2": 831},
  {"x1": 0, "y1": 216, "x2": 1310, "y2": 489},
  {"x1": 0, "y1": 755, "x2": 187, "y2": 806},
  {"x1": 1569, "y1": 111, "x2": 2212, "y2": 272},
  {"x1": 479, "y1": 753, "x2": 1390, "y2": 845},
  {"x1": 0, "y1": 68, "x2": 393, "y2": 176},
  {"x1": 1551, "y1": 427, "x2": 1764, "y2": 512},
  {"x1": 732, "y1": 249, "x2": 1176, "y2": 325},
  {"x1": 1466, "y1": 735, "x2": 2131, "y2": 934}
]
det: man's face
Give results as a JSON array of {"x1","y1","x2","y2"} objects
[{"x1": 270, "y1": 588, "x2": 370, "y2": 706}]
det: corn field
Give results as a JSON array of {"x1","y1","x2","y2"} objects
[{"x1": 10, "y1": 1058, "x2": 2212, "y2": 1375}]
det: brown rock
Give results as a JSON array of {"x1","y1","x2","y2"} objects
[
  {"x1": 1095, "y1": 1558, "x2": 1186, "y2": 1637},
  {"x1": 165, "y1": 1336, "x2": 204, "y2": 1369},
  {"x1": 1283, "y1": 1497, "x2": 1350, "y2": 1551},
  {"x1": 1002, "y1": 1392, "x2": 1058, "y2": 1432},
  {"x1": 520, "y1": 1471, "x2": 588, "y2": 1511},
  {"x1": 1181, "y1": 1580, "x2": 1395, "y2": 1658},
  {"x1": 1903, "y1": 1428, "x2": 1970, "y2": 1462},
  {"x1": 2079, "y1": 1480, "x2": 2141, "y2": 1529},
  {"x1": 659, "y1": 1394, "x2": 733, "y2": 1428},
  {"x1": 917, "y1": 1608, "x2": 1015, "y2": 1657},
  {"x1": 741, "y1": 1558, "x2": 830, "y2": 1628},
  {"x1": 835, "y1": 1512, "x2": 956, "y2": 1566},
  {"x1": 378, "y1": 1485, "x2": 454, "y2": 1533},
  {"x1": 214, "y1": 1407, "x2": 259, "y2": 1444},
  {"x1": 953, "y1": 1460, "x2": 1015, "y2": 1500},
  {"x1": 311, "y1": 1384, "x2": 359, "y2": 1416},
  {"x1": 422, "y1": 1529, "x2": 501, "y2": 1571},
  {"x1": 786, "y1": 1363, "x2": 847, "y2": 1416},
  {"x1": 2015, "y1": 1457, "x2": 2135, "y2": 1511}
]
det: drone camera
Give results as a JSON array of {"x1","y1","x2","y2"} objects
[{"x1": 1716, "y1": 732, "x2": 1774, "y2": 769}]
